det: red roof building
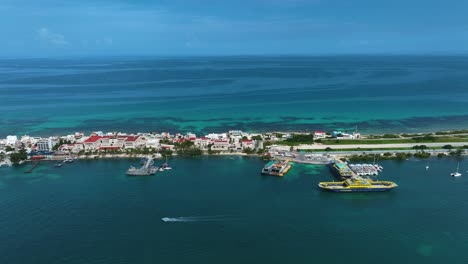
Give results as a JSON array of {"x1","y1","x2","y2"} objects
[{"x1": 83, "y1": 135, "x2": 102, "y2": 143}]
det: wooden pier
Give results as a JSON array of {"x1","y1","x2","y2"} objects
[{"x1": 24, "y1": 161, "x2": 40, "y2": 173}]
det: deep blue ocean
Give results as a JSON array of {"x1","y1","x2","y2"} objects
[
  {"x1": 1, "y1": 157, "x2": 468, "y2": 264},
  {"x1": 1, "y1": 56, "x2": 468, "y2": 137}
]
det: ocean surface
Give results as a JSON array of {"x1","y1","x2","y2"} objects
[
  {"x1": 1, "y1": 156, "x2": 468, "y2": 263},
  {"x1": 1, "y1": 55, "x2": 468, "y2": 137}
]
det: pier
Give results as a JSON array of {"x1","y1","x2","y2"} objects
[{"x1": 24, "y1": 161, "x2": 40, "y2": 173}]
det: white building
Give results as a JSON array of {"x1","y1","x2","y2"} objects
[
  {"x1": 241, "y1": 140, "x2": 255, "y2": 150},
  {"x1": 314, "y1": 131, "x2": 327, "y2": 140},
  {"x1": 211, "y1": 140, "x2": 230, "y2": 151},
  {"x1": 36, "y1": 138, "x2": 55, "y2": 152},
  {"x1": 6, "y1": 135, "x2": 17, "y2": 146}
]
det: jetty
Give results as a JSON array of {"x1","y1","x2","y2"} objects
[
  {"x1": 261, "y1": 160, "x2": 292, "y2": 177},
  {"x1": 24, "y1": 161, "x2": 40, "y2": 173}
]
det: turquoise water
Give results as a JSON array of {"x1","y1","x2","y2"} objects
[
  {"x1": 1, "y1": 156, "x2": 468, "y2": 263},
  {"x1": 1, "y1": 56, "x2": 468, "y2": 136}
]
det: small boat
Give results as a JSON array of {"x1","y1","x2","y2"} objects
[
  {"x1": 160, "y1": 156, "x2": 172, "y2": 170},
  {"x1": 54, "y1": 163, "x2": 63, "y2": 167},
  {"x1": 451, "y1": 162, "x2": 462, "y2": 177},
  {"x1": 63, "y1": 157, "x2": 74, "y2": 163}
]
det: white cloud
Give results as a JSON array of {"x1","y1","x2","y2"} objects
[{"x1": 37, "y1": 27, "x2": 68, "y2": 46}]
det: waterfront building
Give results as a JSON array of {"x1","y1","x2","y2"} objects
[
  {"x1": 242, "y1": 140, "x2": 255, "y2": 150},
  {"x1": 229, "y1": 130, "x2": 243, "y2": 137},
  {"x1": 83, "y1": 135, "x2": 102, "y2": 150},
  {"x1": 145, "y1": 139, "x2": 159, "y2": 149},
  {"x1": 123, "y1": 135, "x2": 145, "y2": 149},
  {"x1": 36, "y1": 138, "x2": 56, "y2": 152},
  {"x1": 58, "y1": 143, "x2": 84, "y2": 154},
  {"x1": 6, "y1": 135, "x2": 18, "y2": 146},
  {"x1": 211, "y1": 140, "x2": 230, "y2": 151},
  {"x1": 206, "y1": 133, "x2": 228, "y2": 140},
  {"x1": 160, "y1": 144, "x2": 175, "y2": 151},
  {"x1": 314, "y1": 131, "x2": 327, "y2": 140}
]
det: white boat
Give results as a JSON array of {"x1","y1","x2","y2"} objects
[
  {"x1": 160, "y1": 155, "x2": 172, "y2": 170},
  {"x1": 63, "y1": 157, "x2": 74, "y2": 163},
  {"x1": 451, "y1": 162, "x2": 462, "y2": 177}
]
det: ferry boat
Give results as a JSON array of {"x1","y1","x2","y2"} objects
[
  {"x1": 261, "y1": 160, "x2": 291, "y2": 177},
  {"x1": 318, "y1": 177, "x2": 397, "y2": 192}
]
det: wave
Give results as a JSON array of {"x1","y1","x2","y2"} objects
[{"x1": 161, "y1": 215, "x2": 233, "y2": 222}]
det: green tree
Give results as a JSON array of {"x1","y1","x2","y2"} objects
[
  {"x1": 5, "y1": 146, "x2": 14, "y2": 152},
  {"x1": 251, "y1": 135, "x2": 263, "y2": 140},
  {"x1": 243, "y1": 148, "x2": 255, "y2": 154},
  {"x1": 10, "y1": 149, "x2": 27, "y2": 163}
]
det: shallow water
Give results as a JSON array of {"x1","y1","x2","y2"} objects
[{"x1": 1, "y1": 56, "x2": 468, "y2": 136}]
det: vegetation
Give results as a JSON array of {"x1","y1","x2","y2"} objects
[
  {"x1": 395, "y1": 152, "x2": 412, "y2": 160},
  {"x1": 449, "y1": 148, "x2": 465, "y2": 157},
  {"x1": 381, "y1": 134, "x2": 400, "y2": 138},
  {"x1": 251, "y1": 135, "x2": 263, "y2": 140},
  {"x1": 413, "y1": 151, "x2": 430, "y2": 159},
  {"x1": 52, "y1": 139, "x2": 73, "y2": 150},
  {"x1": 242, "y1": 148, "x2": 256, "y2": 154},
  {"x1": 10, "y1": 149, "x2": 27, "y2": 163},
  {"x1": 282, "y1": 133, "x2": 315, "y2": 145},
  {"x1": 159, "y1": 138, "x2": 172, "y2": 144},
  {"x1": 159, "y1": 148, "x2": 173, "y2": 157},
  {"x1": 5, "y1": 146, "x2": 14, "y2": 152},
  {"x1": 412, "y1": 145, "x2": 427, "y2": 150},
  {"x1": 435, "y1": 129, "x2": 468, "y2": 135}
]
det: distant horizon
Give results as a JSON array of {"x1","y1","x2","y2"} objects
[{"x1": 2, "y1": 52, "x2": 468, "y2": 60}]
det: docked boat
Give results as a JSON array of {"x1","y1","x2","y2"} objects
[
  {"x1": 126, "y1": 157, "x2": 157, "y2": 176},
  {"x1": 62, "y1": 157, "x2": 74, "y2": 163},
  {"x1": 318, "y1": 177, "x2": 397, "y2": 192},
  {"x1": 261, "y1": 160, "x2": 292, "y2": 176}
]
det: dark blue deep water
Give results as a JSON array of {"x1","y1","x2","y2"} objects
[
  {"x1": 1, "y1": 56, "x2": 468, "y2": 136},
  {"x1": 1, "y1": 157, "x2": 468, "y2": 264}
]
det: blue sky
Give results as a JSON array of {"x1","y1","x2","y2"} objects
[{"x1": 1, "y1": 0, "x2": 467, "y2": 56}]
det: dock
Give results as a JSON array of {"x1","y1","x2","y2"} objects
[
  {"x1": 261, "y1": 159, "x2": 292, "y2": 177},
  {"x1": 24, "y1": 161, "x2": 40, "y2": 173}
]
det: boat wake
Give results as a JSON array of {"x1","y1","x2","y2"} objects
[{"x1": 162, "y1": 215, "x2": 232, "y2": 222}]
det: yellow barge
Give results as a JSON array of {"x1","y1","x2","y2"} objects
[{"x1": 319, "y1": 177, "x2": 397, "y2": 192}]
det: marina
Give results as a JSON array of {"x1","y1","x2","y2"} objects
[
  {"x1": 261, "y1": 160, "x2": 292, "y2": 177},
  {"x1": 349, "y1": 163, "x2": 383, "y2": 176}
]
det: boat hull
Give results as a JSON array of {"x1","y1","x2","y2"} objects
[{"x1": 320, "y1": 187, "x2": 394, "y2": 193}]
